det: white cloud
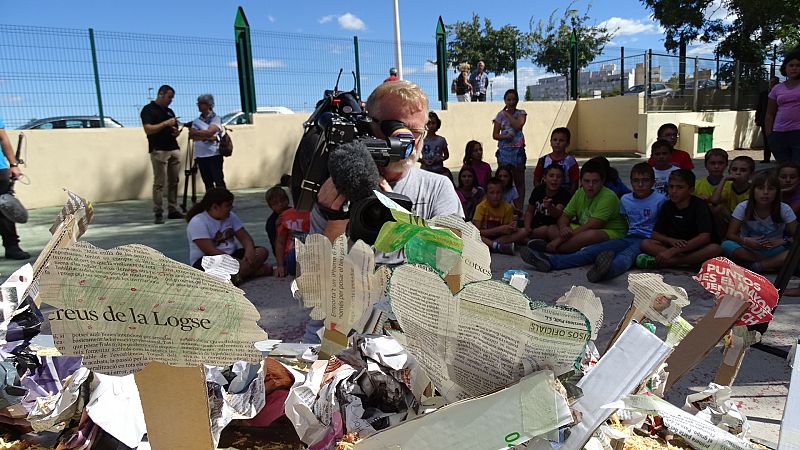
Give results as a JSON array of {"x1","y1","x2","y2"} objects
[
  {"x1": 706, "y1": 0, "x2": 736, "y2": 24},
  {"x1": 598, "y1": 17, "x2": 657, "y2": 36},
  {"x1": 338, "y1": 13, "x2": 366, "y2": 31},
  {"x1": 319, "y1": 15, "x2": 335, "y2": 24},
  {"x1": 267, "y1": 15, "x2": 275, "y2": 23},
  {"x1": 403, "y1": 66, "x2": 417, "y2": 75},
  {"x1": 0, "y1": 95, "x2": 22, "y2": 103},
  {"x1": 226, "y1": 59, "x2": 287, "y2": 69},
  {"x1": 422, "y1": 61, "x2": 437, "y2": 73}
]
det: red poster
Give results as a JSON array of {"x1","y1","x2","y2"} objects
[{"x1": 692, "y1": 257, "x2": 779, "y2": 325}]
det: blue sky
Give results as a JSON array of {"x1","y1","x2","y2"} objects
[{"x1": 2, "y1": 1, "x2": 733, "y2": 127}]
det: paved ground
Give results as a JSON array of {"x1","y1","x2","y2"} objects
[{"x1": 6, "y1": 150, "x2": 792, "y2": 446}]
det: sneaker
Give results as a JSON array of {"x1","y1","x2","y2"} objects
[
  {"x1": 519, "y1": 247, "x2": 551, "y2": 272},
  {"x1": 167, "y1": 210, "x2": 184, "y2": 220},
  {"x1": 154, "y1": 213, "x2": 165, "y2": 224},
  {"x1": 635, "y1": 253, "x2": 657, "y2": 270},
  {"x1": 497, "y1": 243, "x2": 515, "y2": 255},
  {"x1": 4, "y1": 246, "x2": 30, "y2": 260},
  {"x1": 526, "y1": 239, "x2": 548, "y2": 252},
  {"x1": 587, "y1": 250, "x2": 614, "y2": 283}
]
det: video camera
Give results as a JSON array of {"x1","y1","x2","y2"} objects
[{"x1": 291, "y1": 70, "x2": 414, "y2": 244}]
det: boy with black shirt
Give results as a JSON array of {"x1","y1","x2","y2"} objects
[{"x1": 639, "y1": 169, "x2": 722, "y2": 268}]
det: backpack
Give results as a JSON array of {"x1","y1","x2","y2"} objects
[{"x1": 219, "y1": 128, "x2": 233, "y2": 157}]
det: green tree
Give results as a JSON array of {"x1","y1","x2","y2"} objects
[
  {"x1": 641, "y1": 0, "x2": 800, "y2": 63},
  {"x1": 446, "y1": 14, "x2": 529, "y2": 74},
  {"x1": 528, "y1": 3, "x2": 614, "y2": 77}
]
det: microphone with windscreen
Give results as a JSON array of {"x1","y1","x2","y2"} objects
[{"x1": 327, "y1": 141, "x2": 412, "y2": 245}]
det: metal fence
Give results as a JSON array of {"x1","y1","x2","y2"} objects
[
  {"x1": 0, "y1": 22, "x2": 787, "y2": 129},
  {"x1": 0, "y1": 24, "x2": 442, "y2": 129}
]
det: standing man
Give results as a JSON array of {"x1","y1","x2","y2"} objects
[
  {"x1": 469, "y1": 60, "x2": 489, "y2": 102},
  {"x1": 141, "y1": 85, "x2": 182, "y2": 224},
  {"x1": 384, "y1": 67, "x2": 399, "y2": 83},
  {"x1": 0, "y1": 116, "x2": 29, "y2": 260}
]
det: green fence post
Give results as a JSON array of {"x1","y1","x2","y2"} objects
[
  {"x1": 620, "y1": 46, "x2": 625, "y2": 94},
  {"x1": 353, "y1": 36, "x2": 362, "y2": 99},
  {"x1": 88, "y1": 28, "x2": 105, "y2": 126},
  {"x1": 234, "y1": 7, "x2": 257, "y2": 121},
  {"x1": 435, "y1": 16, "x2": 448, "y2": 110}
]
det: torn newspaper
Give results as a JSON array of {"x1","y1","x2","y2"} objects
[
  {"x1": 389, "y1": 263, "x2": 590, "y2": 402},
  {"x1": 627, "y1": 272, "x2": 690, "y2": 325},
  {"x1": 37, "y1": 242, "x2": 267, "y2": 375}
]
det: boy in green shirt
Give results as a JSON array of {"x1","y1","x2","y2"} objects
[{"x1": 529, "y1": 159, "x2": 627, "y2": 254}]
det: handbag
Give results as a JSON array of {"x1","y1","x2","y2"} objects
[{"x1": 219, "y1": 128, "x2": 233, "y2": 157}]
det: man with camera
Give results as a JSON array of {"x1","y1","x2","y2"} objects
[
  {"x1": 311, "y1": 80, "x2": 463, "y2": 251},
  {"x1": 302, "y1": 81, "x2": 463, "y2": 342},
  {"x1": 140, "y1": 84, "x2": 183, "y2": 224}
]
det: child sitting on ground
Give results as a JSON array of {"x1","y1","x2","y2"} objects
[
  {"x1": 722, "y1": 171, "x2": 797, "y2": 273},
  {"x1": 693, "y1": 148, "x2": 728, "y2": 200},
  {"x1": 420, "y1": 111, "x2": 453, "y2": 182},
  {"x1": 455, "y1": 166, "x2": 484, "y2": 221},
  {"x1": 528, "y1": 159, "x2": 628, "y2": 254},
  {"x1": 533, "y1": 127, "x2": 579, "y2": 193},
  {"x1": 524, "y1": 164, "x2": 572, "y2": 240},
  {"x1": 709, "y1": 155, "x2": 755, "y2": 236},
  {"x1": 639, "y1": 169, "x2": 722, "y2": 268},
  {"x1": 268, "y1": 187, "x2": 310, "y2": 277},
  {"x1": 265, "y1": 185, "x2": 290, "y2": 254},
  {"x1": 778, "y1": 162, "x2": 800, "y2": 215},
  {"x1": 496, "y1": 165, "x2": 520, "y2": 211},
  {"x1": 651, "y1": 139, "x2": 679, "y2": 195},
  {"x1": 462, "y1": 140, "x2": 492, "y2": 190},
  {"x1": 473, "y1": 177, "x2": 528, "y2": 254},
  {"x1": 648, "y1": 123, "x2": 694, "y2": 169},
  {"x1": 520, "y1": 163, "x2": 667, "y2": 283},
  {"x1": 589, "y1": 156, "x2": 631, "y2": 198}
]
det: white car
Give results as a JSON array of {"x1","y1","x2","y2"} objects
[{"x1": 221, "y1": 107, "x2": 294, "y2": 126}]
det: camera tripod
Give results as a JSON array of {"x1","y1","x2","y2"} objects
[{"x1": 180, "y1": 128, "x2": 197, "y2": 213}]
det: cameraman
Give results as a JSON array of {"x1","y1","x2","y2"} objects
[
  {"x1": 303, "y1": 81, "x2": 463, "y2": 342},
  {"x1": 311, "y1": 80, "x2": 463, "y2": 255}
]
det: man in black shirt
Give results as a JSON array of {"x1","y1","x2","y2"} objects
[
  {"x1": 140, "y1": 85, "x2": 182, "y2": 224},
  {"x1": 640, "y1": 169, "x2": 722, "y2": 268}
]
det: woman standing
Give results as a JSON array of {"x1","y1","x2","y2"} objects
[
  {"x1": 454, "y1": 63, "x2": 473, "y2": 102},
  {"x1": 189, "y1": 94, "x2": 226, "y2": 191},
  {"x1": 492, "y1": 89, "x2": 527, "y2": 210},
  {"x1": 766, "y1": 50, "x2": 800, "y2": 164}
]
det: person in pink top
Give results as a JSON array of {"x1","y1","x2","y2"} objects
[
  {"x1": 766, "y1": 50, "x2": 800, "y2": 163},
  {"x1": 462, "y1": 140, "x2": 492, "y2": 190}
]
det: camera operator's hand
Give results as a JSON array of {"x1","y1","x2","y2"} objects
[{"x1": 318, "y1": 178, "x2": 347, "y2": 211}]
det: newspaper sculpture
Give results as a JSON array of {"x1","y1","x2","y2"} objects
[
  {"x1": 295, "y1": 234, "x2": 389, "y2": 333},
  {"x1": 389, "y1": 264, "x2": 590, "y2": 402},
  {"x1": 627, "y1": 272, "x2": 690, "y2": 325},
  {"x1": 37, "y1": 242, "x2": 267, "y2": 375}
]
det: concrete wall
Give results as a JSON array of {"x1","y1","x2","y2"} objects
[
  {"x1": 10, "y1": 113, "x2": 306, "y2": 209},
  {"x1": 575, "y1": 95, "x2": 640, "y2": 153},
  {"x1": 10, "y1": 97, "x2": 760, "y2": 209},
  {"x1": 636, "y1": 110, "x2": 759, "y2": 155},
  {"x1": 436, "y1": 100, "x2": 577, "y2": 169}
]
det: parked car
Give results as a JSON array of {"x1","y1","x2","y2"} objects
[
  {"x1": 17, "y1": 115, "x2": 124, "y2": 129},
  {"x1": 221, "y1": 107, "x2": 295, "y2": 126},
  {"x1": 684, "y1": 79, "x2": 719, "y2": 90},
  {"x1": 625, "y1": 83, "x2": 675, "y2": 98}
]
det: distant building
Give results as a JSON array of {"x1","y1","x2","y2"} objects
[
  {"x1": 526, "y1": 63, "x2": 638, "y2": 100},
  {"x1": 633, "y1": 63, "x2": 662, "y2": 85}
]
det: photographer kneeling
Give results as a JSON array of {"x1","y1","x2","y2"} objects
[{"x1": 304, "y1": 80, "x2": 463, "y2": 342}]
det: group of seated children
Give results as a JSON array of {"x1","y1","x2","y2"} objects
[{"x1": 497, "y1": 122, "x2": 797, "y2": 282}]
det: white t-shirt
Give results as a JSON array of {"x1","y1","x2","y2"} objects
[
  {"x1": 186, "y1": 211, "x2": 244, "y2": 263},
  {"x1": 191, "y1": 113, "x2": 222, "y2": 158},
  {"x1": 732, "y1": 201, "x2": 796, "y2": 239},
  {"x1": 653, "y1": 166, "x2": 679, "y2": 195}
]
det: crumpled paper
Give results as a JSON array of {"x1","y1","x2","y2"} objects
[{"x1": 683, "y1": 383, "x2": 750, "y2": 438}]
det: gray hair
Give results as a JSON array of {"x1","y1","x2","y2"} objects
[{"x1": 197, "y1": 93, "x2": 215, "y2": 108}]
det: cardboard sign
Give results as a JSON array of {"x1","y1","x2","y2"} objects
[{"x1": 693, "y1": 257, "x2": 778, "y2": 326}]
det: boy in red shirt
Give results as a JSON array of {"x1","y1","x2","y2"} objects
[
  {"x1": 266, "y1": 186, "x2": 310, "y2": 277},
  {"x1": 647, "y1": 123, "x2": 694, "y2": 170}
]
